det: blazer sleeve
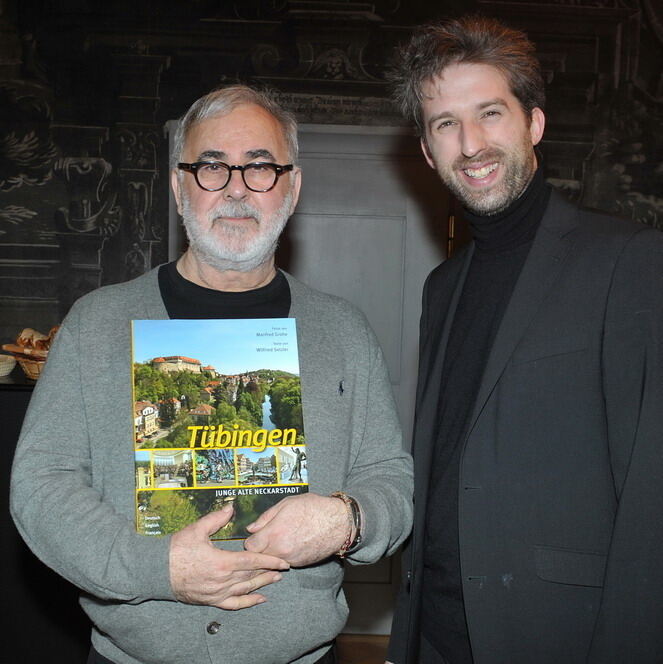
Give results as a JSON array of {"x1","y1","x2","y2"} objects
[{"x1": 588, "y1": 227, "x2": 663, "y2": 661}]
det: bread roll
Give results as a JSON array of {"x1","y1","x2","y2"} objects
[{"x1": 16, "y1": 328, "x2": 49, "y2": 349}]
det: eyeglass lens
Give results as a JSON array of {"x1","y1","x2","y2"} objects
[{"x1": 197, "y1": 163, "x2": 278, "y2": 192}]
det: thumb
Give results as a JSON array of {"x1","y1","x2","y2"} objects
[
  {"x1": 197, "y1": 503, "x2": 234, "y2": 536},
  {"x1": 246, "y1": 501, "x2": 281, "y2": 533}
]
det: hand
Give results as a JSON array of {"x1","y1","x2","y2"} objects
[
  {"x1": 169, "y1": 504, "x2": 290, "y2": 610},
  {"x1": 244, "y1": 493, "x2": 351, "y2": 567}
]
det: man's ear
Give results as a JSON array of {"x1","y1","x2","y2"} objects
[
  {"x1": 529, "y1": 107, "x2": 545, "y2": 146},
  {"x1": 171, "y1": 169, "x2": 183, "y2": 215},
  {"x1": 420, "y1": 137, "x2": 436, "y2": 170}
]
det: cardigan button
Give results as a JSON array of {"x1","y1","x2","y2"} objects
[{"x1": 206, "y1": 621, "x2": 221, "y2": 635}]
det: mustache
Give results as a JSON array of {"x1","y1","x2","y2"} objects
[
  {"x1": 454, "y1": 148, "x2": 504, "y2": 171},
  {"x1": 207, "y1": 201, "x2": 261, "y2": 222}
]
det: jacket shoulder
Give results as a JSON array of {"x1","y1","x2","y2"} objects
[
  {"x1": 422, "y1": 244, "x2": 471, "y2": 305},
  {"x1": 285, "y1": 271, "x2": 370, "y2": 326},
  {"x1": 65, "y1": 268, "x2": 161, "y2": 324},
  {"x1": 547, "y1": 189, "x2": 658, "y2": 246}
]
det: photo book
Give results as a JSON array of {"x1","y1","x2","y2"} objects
[{"x1": 131, "y1": 318, "x2": 308, "y2": 540}]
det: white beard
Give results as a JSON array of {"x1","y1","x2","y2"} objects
[{"x1": 181, "y1": 188, "x2": 293, "y2": 273}]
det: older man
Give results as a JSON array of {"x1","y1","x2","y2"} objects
[
  {"x1": 387, "y1": 15, "x2": 663, "y2": 664},
  {"x1": 10, "y1": 85, "x2": 413, "y2": 664}
]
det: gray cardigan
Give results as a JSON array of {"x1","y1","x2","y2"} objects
[{"x1": 11, "y1": 268, "x2": 413, "y2": 664}]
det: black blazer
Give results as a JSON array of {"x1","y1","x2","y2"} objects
[{"x1": 388, "y1": 191, "x2": 663, "y2": 664}]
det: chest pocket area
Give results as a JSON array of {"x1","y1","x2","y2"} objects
[
  {"x1": 511, "y1": 327, "x2": 589, "y2": 366},
  {"x1": 534, "y1": 545, "x2": 606, "y2": 587}
]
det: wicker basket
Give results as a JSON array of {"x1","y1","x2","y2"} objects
[
  {"x1": 0, "y1": 354, "x2": 16, "y2": 376},
  {"x1": 15, "y1": 354, "x2": 46, "y2": 380}
]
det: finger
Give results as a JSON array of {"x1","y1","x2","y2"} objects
[
  {"x1": 228, "y1": 549, "x2": 290, "y2": 571},
  {"x1": 196, "y1": 504, "x2": 234, "y2": 536},
  {"x1": 217, "y1": 593, "x2": 267, "y2": 611},
  {"x1": 243, "y1": 531, "x2": 267, "y2": 554},
  {"x1": 246, "y1": 500, "x2": 284, "y2": 532},
  {"x1": 232, "y1": 570, "x2": 283, "y2": 596}
]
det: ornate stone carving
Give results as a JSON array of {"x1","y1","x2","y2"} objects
[
  {"x1": 117, "y1": 127, "x2": 159, "y2": 172},
  {"x1": 311, "y1": 48, "x2": 363, "y2": 80},
  {"x1": 53, "y1": 157, "x2": 118, "y2": 234},
  {"x1": 581, "y1": 95, "x2": 662, "y2": 229},
  {"x1": 116, "y1": 126, "x2": 161, "y2": 243},
  {"x1": 0, "y1": 83, "x2": 57, "y2": 193},
  {"x1": 252, "y1": 1, "x2": 383, "y2": 82}
]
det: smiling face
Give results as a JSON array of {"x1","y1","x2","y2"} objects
[
  {"x1": 420, "y1": 62, "x2": 545, "y2": 215},
  {"x1": 171, "y1": 103, "x2": 301, "y2": 274}
]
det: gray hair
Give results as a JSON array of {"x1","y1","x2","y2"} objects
[{"x1": 171, "y1": 84, "x2": 299, "y2": 168}]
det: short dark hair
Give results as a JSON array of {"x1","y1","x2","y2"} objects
[{"x1": 390, "y1": 15, "x2": 545, "y2": 135}]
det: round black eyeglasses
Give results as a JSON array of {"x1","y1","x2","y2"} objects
[{"x1": 177, "y1": 161, "x2": 294, "y2": 193}]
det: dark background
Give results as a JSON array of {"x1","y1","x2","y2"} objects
[
  {"x1": 1, "y1": 1, "x2": 662, "y2": 661},
  {"x1": 1, "y1": 0, "x2": 662, "y2": 343}
]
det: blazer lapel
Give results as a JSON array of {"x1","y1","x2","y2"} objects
[{"x1": 465, "y1": 191, "x2": 580, "y2": 436}]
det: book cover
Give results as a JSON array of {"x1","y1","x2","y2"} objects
[{"x1": 131, "y1": 318, "x2": 307, "y2": 540}]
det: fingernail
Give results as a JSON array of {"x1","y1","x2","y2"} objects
[{"x1": 274, "y1": 573, "x2": 283, "y2": 581}]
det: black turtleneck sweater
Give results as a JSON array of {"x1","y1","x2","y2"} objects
[{"x1": 421, "y1": 168, "x2": 551, "y2": 663}]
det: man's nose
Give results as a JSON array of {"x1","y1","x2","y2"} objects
[
  {"x1": 460, "y1": 122, "x2": 487, "y2": 158},
  {"x1": 223, "y1": 169, "x2": 249, "y2": 200}
]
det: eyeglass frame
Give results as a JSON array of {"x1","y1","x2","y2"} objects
[{"x1": 177, "y1": 161, "x2": 294, "y2": 193}]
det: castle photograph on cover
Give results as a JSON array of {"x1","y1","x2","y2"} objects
[{"x1": 132, "y1": 318, "x2": 307, "y2": 540}]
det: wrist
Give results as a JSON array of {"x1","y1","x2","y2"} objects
[{"x1": 330, "y1": 492, "x2": 362, "y2": 558}]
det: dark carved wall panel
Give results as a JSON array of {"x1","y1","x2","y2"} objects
[
  {"x1": 0, "y1": 0, "x2": 661, "y2": 344},
  {"x1": 480, "y1": 0, "x2": 662, "y2": 231}
]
